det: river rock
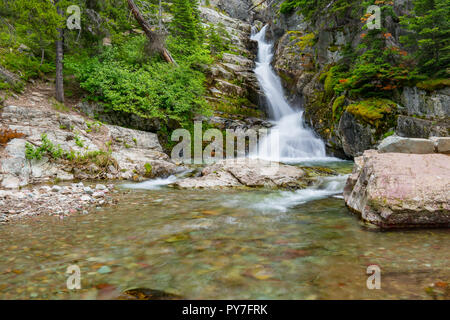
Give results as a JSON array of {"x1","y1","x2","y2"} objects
[
  {"x1": 378, "y1": 135, "x2": 435, "y2": 154},
  {"x1": 344, "y1": 150, "x2": 450, "y2": 228},
  {"x1": 173, "y1": 159, "x2": 307, "y2": 189}
]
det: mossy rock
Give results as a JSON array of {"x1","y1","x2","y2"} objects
[
  {"x1": 416, "y1": 79, "x2": 450, "y2": 92},
  {"x1": 346, "y1": 98, "x2": 397, "y2": 128}
]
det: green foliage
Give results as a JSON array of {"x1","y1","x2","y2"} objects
[
  {"x1": 333, "y1": 30, "x2": 420, "y2": 98},
  {"x1": 170, "y1": 0, "x2": 204, "y2": 43},
  {"x1": 74, "y1": 134, "x2": 84, "y2": 148},
  {"x1": 400, "y1": 0, "x2": 450, "y2": 78},
  {"x1": 25, "y1": 133, "x2": 116, "y2": 168},
  {"x1": 65, "y1": 35, "x2": 211, "y2": 126},
  {"x1": 206, "y1": 23, "x2": 232, "y2": 55},
  {"x1": 144, "y1": 162, "x2": 153, "y2": 176},
  {"x1": 332, "y1": 95, "x2": 346, "y2": 122}
]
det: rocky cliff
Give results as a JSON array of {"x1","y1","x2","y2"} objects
[{"x1": 254, "y1": 0, "x2": 449, "y2": 158}]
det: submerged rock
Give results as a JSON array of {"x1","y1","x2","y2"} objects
[
  {"x1": 172, "y1": 159, "x2": 307, "y2": 189},
  {"x1": 344, "y1": 150, "x2": 450, "y2": 228}
]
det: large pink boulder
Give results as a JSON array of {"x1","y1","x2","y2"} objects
[{"x1": 344, "y1": 150, "x2": 450, "y2": 228}]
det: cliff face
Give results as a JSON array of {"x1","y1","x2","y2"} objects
[{"x1": 255, "y1": 0, "x2": 449, "y2": 158}]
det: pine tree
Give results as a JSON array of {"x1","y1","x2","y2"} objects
[
  {"x1": 400, "y1": 0, "x2": 450, "y2": 77},
  {"x1": 170, "y1": 0, "x2": 202, "y2": 42}
]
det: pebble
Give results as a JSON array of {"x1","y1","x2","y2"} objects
[
  {"x1": 0, "y1": 183, "x2": 112, "y2": 222},
  {"x1": 97, "y1": 266, "x2": 112, "y2": 274},
  {"x1": 83, "y1": 187, "x2": 94, "y2": 195},
  {"x1": 92, "y1": 191, "x2": 104, "y2": 198},
  {"x1": 40, "y1": 186, "x2": 52, "y2": 192},
  {"x1": 80, "y1": 195, "x2": 91, "y2": 202},
  {"x1": 51, "y1": 185, "x2": 62, "y2": 192}
]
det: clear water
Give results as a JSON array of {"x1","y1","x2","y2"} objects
[{"x1": 0, "y1": 162, "x2": 448, "y2": 300}]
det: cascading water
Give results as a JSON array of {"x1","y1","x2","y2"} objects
[{"x1": 251, "y1": 26, "x2": 328, "y2": 162}]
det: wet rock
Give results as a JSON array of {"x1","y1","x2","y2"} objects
[
  {"x1": 344, "y1": 150, "x2": 450, "y2": 228},
  {"x1": 378, "y1": 135, "x2": 435, "y2": 154}
]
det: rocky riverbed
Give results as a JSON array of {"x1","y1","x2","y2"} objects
[{"x1": 0, "y1": 182, "x2": 116, "y2": 224}]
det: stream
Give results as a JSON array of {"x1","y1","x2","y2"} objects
[{"x1": 0, "y1": 160, "x2": 448, "y2": 299}]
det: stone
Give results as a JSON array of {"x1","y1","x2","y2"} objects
[
  {"x1": 83, "y1": 187, "x2": 94, "y2": 195},
  {"x1": 378, "y1": 135, "x2": 435, "y2": 154},
  {"x1": 92, "y1": 191, "x2": 104, "y2": 198},
  {"x1": 95, "y1": 184, "x2": 107, "y2": 190},
  {"x1": 173, "y1": 159, "x2": 307, "y2": 189},
  {"x1": 344, "y1": 151, "x2": 450, "y2": 228},
  {"x1": 97, "y1": 266, "x2": 112, "y2": 274},
  {"x1": 51, "y1": 185, "x2": 62, "y2": 193},
  {"x1": 396, "y1": 115, "x2": 449, "y2": 139},
  {"x1": 401, "y1": 87, "x2": 450, "y2": 119},
  {"x1": 337, "y1": 111, "x2": 374, "y2": 157},
  {"x1": 430, "y1": 137, "x2": 450, "y2": 154},
  {"x1": 80, "y1": 195, "x2": 91, "y2": 202}
]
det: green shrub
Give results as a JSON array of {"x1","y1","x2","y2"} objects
[{"x1": 65, "y1": 35, "x2": 212, "y2": 127}]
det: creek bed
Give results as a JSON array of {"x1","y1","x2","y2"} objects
[{"x1": 0, "y1": 161, "x2": 448, "y2": 300}]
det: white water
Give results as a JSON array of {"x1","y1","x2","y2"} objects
[
  {"x1": 224, "y1": 175, "x2": 349, "y2": 213},
  {"x1": 121, "y1": 175, "x2": 177, "y2": 190},
  {"x1": 251, "y1": 26, "x2": 328, "y2": 163}
]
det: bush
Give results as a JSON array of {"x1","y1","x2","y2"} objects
[{"x1": 65, "y1": 35, "x2": 212, "y2": 127}]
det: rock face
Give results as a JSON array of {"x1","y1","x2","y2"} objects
[
  {"x1": 0, "y1": 105, "x2": 179, "y2": 189},
  {"x1": 264, "y1": 0, "x2": 450, "y2": 158},
  {"x1": 344, "y1": 150, "x2": 450, "y2": 228},
  {"x1": 199, "y1": 6, "x2": 266, "y2": 119},
  {"x1": 338, "y1": 111, "x2": 375, "y2": 158},
  {"x1": 172, "y1": 159, "x2": 307, "y2": 189}
]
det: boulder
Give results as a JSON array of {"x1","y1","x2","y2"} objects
[
  {"x1": 378, "y1": 135, "x2": 435, "y2": 154},
  {"x1": 172, "y1": 159, "x2": 307, "y2": 189},
  {"x1": 344, "y1": 151, "x2": 450, "y2": 228},
  {"x1": 431, "y1": 137, "x2": 450, "y2": 154}
]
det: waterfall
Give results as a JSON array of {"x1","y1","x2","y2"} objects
[{"x1": 251, "y1": 26, "x2": 328, "y2": 162}]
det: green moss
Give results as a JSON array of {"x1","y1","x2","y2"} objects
[
  {"x1": 383, "y1": 130, "x2": 395, "y2": 139},
  {"x1": 144, "y1": 163, "x2": 152, "y2": 177},
  {"x1": 324, "y1": 69, "x2": 336, "y2": 97},
  {"x1": 346, "y1": 98, "x2": 397, "y2": 127},
  {"x1": 416, "y1": 79, "x2": 450, "y2": 92},
  {"x1": 332, "y1": 95, "x2": 345, "y2": 122}
]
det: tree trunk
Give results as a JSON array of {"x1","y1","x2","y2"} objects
[
  {"x1": 55, "y1": 2, "x2": 64, "y2": 103},
  {"x1": 126, "y1": 0, "x2": 176, "y2": 64}
]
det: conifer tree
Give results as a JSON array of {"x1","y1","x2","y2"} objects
[
  {"x1": 400, "y1": 0, "x2": 450, "y2": 77},
  {"x1": 170, "y1": 0, "x2": 203, "y2": 42}
]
